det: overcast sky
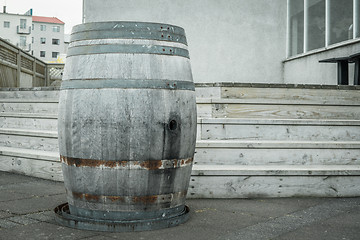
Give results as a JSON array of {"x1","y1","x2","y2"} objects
[{"x1": 2, "y1": 0, "x2": 82, "y2": 34}]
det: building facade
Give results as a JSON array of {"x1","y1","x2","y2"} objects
[
  {"x1": 83, "y1": 0, "x2": 360, "y2": 85},
  {"x1": 0, "y1": 10, "x2": 32, "y2": 52},
  {"x1": 32, "y1": 16, "x2": 65, "y2": 62},
  {"x1": 0, "y1": 8, "x2": 66, "y2": 63}
]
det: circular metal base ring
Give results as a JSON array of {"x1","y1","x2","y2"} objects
[{"x1": 54, "y1": 203, "x2": 190, "y2": 232}]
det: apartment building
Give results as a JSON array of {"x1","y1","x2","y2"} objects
[
  {"x1": 0, "y1": 7, "x2": 32, "y2": 52},
  {"x1": 32, "y1": 16, "x2": 65, "y2": 62},
  {"x1": 0, "y1": 7, "x2": 66, "y2": 63}
]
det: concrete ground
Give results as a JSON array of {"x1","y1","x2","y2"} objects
[{"x1": 0, "y1": 171, "x2": 359, "y2": 240}]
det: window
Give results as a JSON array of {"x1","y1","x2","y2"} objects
[
  {"x1": 3, "y1": 21, "x2": 10, "y2": 28},
  {"x1": 52, "y1": 38, "x2": 60, "y2": 45},
  {"x1": 19, "y1": 36, "x2": 26, "y2": 47},
  {"x1": 20, "y1": 19, "x2": 27, "y2": 29},
  {"x1": 308, "y1": 0, "x2": 326, "y2": 51},
  {"x1": 52, "y1": 52, "x2": 59, "y2": 58},
  {"x1": 52, "y1": 26, "x2": 60, "y2": 32},
  {"x1": 32, "y1": 37, "x2": 34, "y2": 44},
  {"x1": 32, "y1": 24, "x2": 34, "y2": 30},
  {"x1": 41, "y1": 38, "x2": 46, "y2": 44},
  {"x1": 40, "y1": 25, "x2": 46, "y2": 31},
  {"x1": 40, "y1": 51, "x2": 45, "y2": 57},
  {"x1": 287, "y1": 0, "x2": 355, "y2": 57},
  {"x1": 329, "y1": 0, "x2": 353, "y2": 45}
]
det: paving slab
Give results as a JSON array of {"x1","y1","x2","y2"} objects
[
  {"x1": 0, "y1": 222, "x2": 99, "y2": 240},
  {"x1": 0, "y1": 172, "x2": 36, "y2": 185},
  {"x1": 1, "y1": 171, "x2": 360, "y2": 240},
  {"x1": 0, "y1": 194, "x2": 66, "y2": 214}
]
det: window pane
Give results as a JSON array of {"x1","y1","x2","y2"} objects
[
  {"x1": 4, "y1": 21, "x2": 10, "y2": 28},
  {"x1": 41, "y1": 38, "x2": 46, "y2": 44},
  {"x1": 329, "y1": 0, "x2": 353, "y2": 45},
  {"x1": 289, "y1": 0, "x2": 304, "y2": 56},
  {"x1": 52, "y1": 26, "x2": 60, "y2": 32},
  {"x1": 40, "y1": 51, "x2": 45, "y2": 57},
  {"x1": 20, "y1": 19, "x2": 27, "y2": 29},
  {"x1": 52, "y1": 52, "x2": 59, "y2": 58},
  {"x1": 308, "y1": 0, "x2": 325, "y2": 51},
  {"x1": 20, "y1": 36, "x2": 26, "y2": 47},
  {"x1": 52, "y1": 39, "x2": 60, "y2": 45}
]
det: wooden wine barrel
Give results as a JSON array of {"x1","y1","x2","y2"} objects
[{"x1": 55, "y1": 21, "x2": 196, "y2": 232}]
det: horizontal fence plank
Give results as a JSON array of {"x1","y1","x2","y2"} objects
[
  {"x1": 200, "y1": 123, "x2": 360, "y2": 141},
  {"x1": 194, "y1": 148, "x2": 360, "y2": 165},
  {"x1": 221, "y1": 87, "x2": 360, "y2": 106},
  {"x1": 199, "y1": 104, "x2": 360, "y2": 119},
  {"x1": 188, "y1": 175, "x2": 360, "y2": 198},
  {"x1": 0, "y1": 155, "x2": 62, "y2": 181},
  {"x1": 196, "y1": 140, "x2": 360, "y2": 149},
  {"x1": 0, "y1": 146, "x2": 59, "y2": 162},
  {"x1": 191, "y1": 165, "x2": 360, "y2": 176},
  {"x1": 0, "y1": 134, "x2": 59, "y2": 151}
]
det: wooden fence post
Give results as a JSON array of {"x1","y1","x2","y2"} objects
[{"x1": 16, "y1": 50, "x2": 21, "y2": 87}]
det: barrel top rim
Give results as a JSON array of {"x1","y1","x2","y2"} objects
[{"x1": 72, "y1": 21, "x2": 186, "y2": 33}]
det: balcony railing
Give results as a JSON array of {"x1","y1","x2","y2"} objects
[
  {"x1": 17, "y1": 26, "x2": 31, "y2": 34},
  {"x1": 16, "y1": 43, "x2": 31, "y2": 52}
]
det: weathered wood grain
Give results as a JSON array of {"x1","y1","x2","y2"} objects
[
  {"x1": 0, "y1": 117, "x2": 58, "y2": 130},
  {"x1": 188, "y1": 175, "x2": 360, "y2": 198},
  {"x1": 194, "y1": 148, "x2": 360, "y2": 165},
  {"x1": 0, "y1": 102, "x2": 59, "y2": 114},
  {"x1": 0, "y1": 155, "x2": 62, "y2": 181},
  {"x1": 221, "y1": 87, "x2": 360, "y2": 106},
  {"x1": 209, "y1": 104, "x2": 360, "y2": 119},
  {"x1": 0, "y1": 134, "x2": 59, "y2": 151},
  {"x1": 200, "y1": 123, "x2": 360, "y2": 141}
]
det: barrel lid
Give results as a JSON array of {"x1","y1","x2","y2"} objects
[{"x1": 70, "y1": 21, "x2": 187, "y2": 45}]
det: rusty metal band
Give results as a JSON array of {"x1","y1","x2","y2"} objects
[
  {"x1": 71, "y1": 21, "x2": 187, "y2": 45},
  {"x1": 60, "y1": 155, "x2": 193, "y2": 170},
  {"x1": 66, "y1": 44, "x2": 189, "y2": 58},
  {"x1": 60, "y1": 79, "x2": 195, "y2": 91},
  {"x1": 68, "y1": 190, "x2": 187, "y2": 207}
]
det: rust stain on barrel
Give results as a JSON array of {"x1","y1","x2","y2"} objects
[
  {"x1": 140, "y1": 160, "x2": 163, "y2": 170},
  {"x1": 84, "y1": 194, "x2": 100, "y2": 202},
  {"x1": 104, "y1": 161, "x2": 117, "y2": 168},
  {"x1": 108, "y1": 196, "x2": 125, "y2": 202},
  {"x1": 61, "y1": 156, "x2": 191, "y2": 169},
  {"x1": 132, "y1": 195, "x2": 158, "y2": 204},
  {"x1": 185, "y1": 158, "x2": 193, "y2": 164},
  {"x1": 72, "y1": 191, "x2": 84, "y2": 200}
]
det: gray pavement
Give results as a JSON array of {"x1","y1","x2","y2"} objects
[{"x1": 0, "y1": 171, "x2": 359, "y2": 240}]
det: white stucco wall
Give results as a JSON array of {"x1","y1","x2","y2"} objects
[
  {"x1": 83, "y1": 0, "x2": 287, "y2": 83},
  {"x1": 284, "y1": 40, "x2": 360, "y2": 85}
]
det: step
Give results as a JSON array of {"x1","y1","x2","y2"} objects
[
  {"x1": 0, "y1": 128, "x2": 57, "y2": 137},
  {"x1": 0, "y1": 147, "x2": 62, "y2": 182},
  {"x1": 0, "y1": 132, "x2": 59, "y2": 151},
  {"x1": 0, "y1": 98, "x2": 59, "y2": 103},
  {"x1": 197, "y1": 102, "x2": 360, "y2": 119},
  {"x1": 195, "y1": 140, "x2": 360, "y2": 149},
  {"x1": 194, "y1": 147, "x2": 360, "y2": 165},
  {"x1": 0, "y1": 102, "x2": 59, "y2": 114},
  {"x1": 198, "y1": 118, "x2": 360, "y2": 141},
  {"x1": 0, "y1": 112, "x2": 57, "y2": 118},
  {"x1": 189, "y1": 174, "x2": 360, "y2": 198},
  {"x1": 0, "y1": 146, "x2": 59, "y2": 161},
  {"x1": 191, "y1": 165, "x2": 360, "y2": 176},
  {"x1": 195, "y1": 84, "x2": 360, "y2": 105},
  {"x1": 0, "y1": 90, "x2": 59, "y2": 99},
  {"x1": 190, "y1": 164, "x2": 360, "y2": 198}
]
